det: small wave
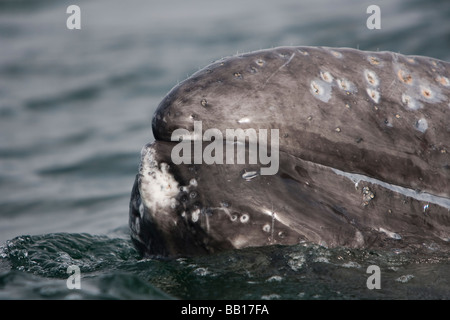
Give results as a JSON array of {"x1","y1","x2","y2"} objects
[
  {"x1": 1, "y1": 235, "x2": 450, "y2": 299},
  {"x1": 25, "y1": 85, "x2": 103, "y2": 111},
  {"x1": 37, "y1": 151, "x2": 138, "y2": 178}
]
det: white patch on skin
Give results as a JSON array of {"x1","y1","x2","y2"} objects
[
  {"x1": 189, "y1": 178, "x2": 198, "y2": 187},
  {"x1": 238, "y1": 117, "x2": 251, "y2": 124},
  {"x1": 320, "y1": 71, "x2": 333, "y2": 83},
  {"x1": 266, "y1": 275, "x2": 283, "y2": 282},
  {"x1": 354, "y1": 231, "x2": 365, "y2": 247},
  {"x1": 255, "y1": 59, "x2": 265, "y2": 66},
  {"x1": 366, "y1": 88, "x2": 380, "y2": 103},
  {"x1": 231, "y1": 235, "x2": 248, "y2": 249},
  {"x1": 395, "y1": 63, "x2": 446, "y2": 108},
  {"x1": 298, "y1": 49, "x2": 309, "y2": 56},
  {"x1": 135, "y1": 217, "x2": 140, "y2": 234},
  {"x1": 417, "y1": 84, "x2": 445, "y2": 103},
  {"x1": 420, "y1": 86, "x2": 434, "y2": 99},
  {"x1": 396, "y1": 67, "x2": 414, "y2": 85},
  {"x1": 242, "y1": 171, "x2": 259, "y2": 181},
  {"x1": 205, "y1": 212, "x2": 210, "y2": 233},
  {"x1": 415, "y1": 118, "x2": 428, "y2": 133},
  {"x1": 139, "y1": 145, "x2": 180, "y2": 215},
  {"x1": 330, "y1": 50, "x2": 343, "y2": 58},
  {"x1": 240, "y1": 214, "x2": 249, "y2": 223},
  {"x1": 401, "y1": 93, "x2": 422, "y2": 110},
  {"x1": 364, "y1": 69, "x2": 379, "y2": 87},
  {"x1": 310, "y1": 79, "x2": 332, "y2": 102},
  {"x1": 337, "y1": 78, "x2": 357, "y2": 93},
  {"x1": 191, "y1": 209, "x2": 200, "y2": 222},
  {"x1": 436, "y1": 76, "x2": 450, "y2": 87},
  {"x1": 368, "y1": 56, "x2": 382, "y2": 66},
  {"x1": 379, "y1": 227, "x2": 402, "y2": 240},
  {"x1": 139, "y1": 203, "x2": 145, "y2": 219}
]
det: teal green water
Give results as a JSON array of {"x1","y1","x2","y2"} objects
[{"x1": 0, "y1": 0, "x2": 449, "y2": 299}]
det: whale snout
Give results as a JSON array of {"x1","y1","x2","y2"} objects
[
  {"x1": 129, "y1": 144, "x2": 177, "y2": 256},
  {"x1": 129, "y1": 142, "x2": 236, "y2": 257},
  {"x1": 129, "y1": 142, "x2": 188, "y2": 256}
]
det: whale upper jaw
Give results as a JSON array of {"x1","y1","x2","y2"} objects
[
  {"x1": 129, "y1": 142, "x2": 241, "y2": 257},
  {"x1": 128, "y1": 141, "x2": 303, "y2": 257},
  {"x1": 129, "y1": 141, "x2": 307, "y2": 257}
]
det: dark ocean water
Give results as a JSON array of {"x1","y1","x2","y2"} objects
[{"x1": 0, "y1": 0, "x2": 449, "y2": 300}]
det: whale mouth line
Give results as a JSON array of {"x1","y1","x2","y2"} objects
[{"x1": 147, "y1": 137, "x2": 450, "y2": 211}]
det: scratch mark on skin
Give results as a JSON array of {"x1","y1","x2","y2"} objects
[
  {"x1": 384, "y1": 79, "x2": 397, "y2": 101},
  {"x1": 228, "y1": 52, "x2": 297, "y2": 116},
  {"x1": 271, "y1": 210, "x2": 275, "y2": 243},
  {"x1": 263, "y1": 53, "x2": 296, "y2": 88}
]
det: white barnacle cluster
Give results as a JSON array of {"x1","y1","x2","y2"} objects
[
  {"x1": 396, "y1": 62, "x2": 447, "y2": 106},
  {"x1": 364, "y1": 69, "x2": 380, "y2": 87},
  {"x1": 179, "y1": 178, "x2": 207, "y2": 225},
  {"x1": 401, "y1": 93, "x2": 422, "y2": 110},
  {"x1": 138, "y1": 145, "x2": 204, "y2": 227},
  {"x1": 309, "y1": 58, "x2": 358, "y2": 102},
  {"x1": 364, "y1": 69, "x2": 380, "y2": 104},
  {"x1": 378, "y1": 227, "x2": 402, "y2": 240},
  {"x1": 310, "y1": 71, "x2": 357, "y2": 102},
  {"x1": 138, "y1": 145, "x2": 180, "y2": 215},
  {"x1": 320, "y1": 71, "x2": 333, "y2": 83},
  {"x1": 394, "y1": 58, "x2": 448, "y2": 133},
  {"x1": 330, "y1": 50, "x2": 343, "y2": 59},
  {"x1": 337, "y1": 78, "x2": 357, "y2": 94},
  {"x1": 396, "y1": 66, "x2": 424, "y2": 111},
  {"x1": 367, "y1": 55, "x2": 383, "y2": 67},
  {"x1": 436, "y1": 75, "x2": 450, "y2": 87},
  {"x1": 191, "y1": 208, "x2": 200, "y2": 223},
  {"x1": 309, "y1": 79, "x2": 332, "y2": 102}
]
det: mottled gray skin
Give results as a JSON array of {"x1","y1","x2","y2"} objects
[{"x1": 130, "y1": 46, "x2": 450, "y2": 257}]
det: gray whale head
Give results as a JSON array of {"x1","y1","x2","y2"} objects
[{"x1": 130, "y1": 46, "x2": 450, "y2": 257}]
